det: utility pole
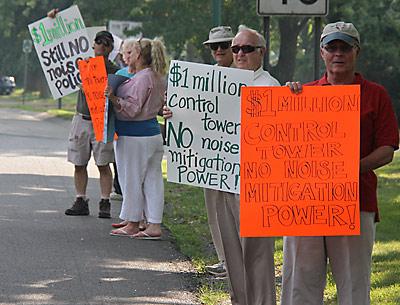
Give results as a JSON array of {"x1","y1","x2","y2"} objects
[
  {"x1": 212, "y1": 0, "x2": 221, "y2": 26},
  {"x1": 22, "y1": 39, "x2": 33, "y2": 104},
  {"x1": 263, "y1": 17, "x2": 270, "y2": 71},
  {"x1": 314, "y1": 17, "x2": 322, "y2": 79}
]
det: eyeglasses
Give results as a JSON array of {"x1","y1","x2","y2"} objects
[
  {"x1": 95, "y1": 38, "x2": 110, "y2": 47},
  {"x1": 209, "y1": 41, "x2": 231, "y2": 51},
  {"x1": 231, "y1": 45, "x2": 263, "y2": 54},
  {"x1": 323, "y1": 44, "x2": 355, "y2": 53}
]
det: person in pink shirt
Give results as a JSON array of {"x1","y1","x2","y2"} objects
[{"x1": 105, "y1": 37, "x2": 167, "y2": 239}]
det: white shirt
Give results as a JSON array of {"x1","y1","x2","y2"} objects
[{"x1": 253, "y1": 66, "x2": 280, "y2": 86}]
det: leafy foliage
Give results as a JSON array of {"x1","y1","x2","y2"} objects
[{"x1": 0, "y1": 0, "x2": 398, "y2": 120}]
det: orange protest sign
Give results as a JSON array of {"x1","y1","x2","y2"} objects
[
  {"x1": 240, "y1": 86, "x2": 360, "y2": 237},
  {"x1": 78, "y1": 56, "x2": 108, "y2": 142}
]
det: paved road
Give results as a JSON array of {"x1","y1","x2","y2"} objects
[{"x1": 0, "y1": 108, "x2": 198, "y2": 305}]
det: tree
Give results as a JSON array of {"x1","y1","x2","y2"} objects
[
  {"x1": 327, "y1": 0, "x2": 400, "y2": 121},
  {"x1": 0, "y1": 0, "x2": 398, "y2": 121},
  {"x1": 270, "y1": 17, "x2": 309, "y2": 83},
  {"x1": 0, "y1": 0, "x2": 74, "y2": 96},
  {"x1": 127, "y1": 1, "x2": 311, "y2": 85}
]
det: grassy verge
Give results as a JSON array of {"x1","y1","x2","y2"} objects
[
  {"x1": 0, "y1": 89, "x2": 75, "y2": 119},
  {"x1": 162, "y1": 160, "x2": 232, "y2": 304},
  {"x1": 162, "y1": 158, "x2": 285, "y2": 304},
  {"x1": 162, "y1": 154, "x2": 400, "y2": 305}
]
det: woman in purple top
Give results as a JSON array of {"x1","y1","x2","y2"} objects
[{"x1": 105, "y1": 37, "x2": 167, "y2": 239}]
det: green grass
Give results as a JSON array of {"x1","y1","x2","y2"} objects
[
  {"x1": 369, "y1": 154, "x2": 400, "y2": 305},
  {"x1": 0, "y1": 89, "x2": 76, "y2": 119},
  {"x1": 162, "y1": 154, "x2": 400, "y2": 304},
  {"x1": 323, "y1": 154, "x2": 400, "y2": 305},
  {"x1": 162, "y1": 160, "x2": 285, "y2": 304},
  {"x1": 162, "y1": 161, "x2": 231, "y2": 304}
]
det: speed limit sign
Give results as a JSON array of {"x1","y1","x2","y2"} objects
[
  {"x1": 257, "y1": 0, "x2": 328, "y2": 16},
  {"x1": 22, "y1": 39, "x2": 33, "y2": 53}
]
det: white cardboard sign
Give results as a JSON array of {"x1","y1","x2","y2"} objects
[
  {"x1": 166, "y1": 60, "x2": 253, "y2": 194},
  {"x1": 28, "y1": 5, "x2": 94, "y2": 99}
]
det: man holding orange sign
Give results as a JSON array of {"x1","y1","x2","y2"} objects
[
  {"x1": 46, "y1": 9, "x2": 119, "y2": 218},
  {"x1": 281, "y1": 22, "x2": 399, "y2": 305},
  {"x1": 217, "y1": 26, "x2": 280, "y2": 305},
  {"x1": 64, "y1": 30, "x2": 119, "y2": 218}
]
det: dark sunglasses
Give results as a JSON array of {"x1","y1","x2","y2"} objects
[
  {"x1": 323, "y1": 44, "x2": 355, "y2": 53},
  {"x1": 231, "y1": 45, "x2": 263, "y2": 54},
  {"x1": 95, "y1": 38, "x2": 110, "y2": 47},
  {"x1": 209, "y1": 41, "x2": 231, "y2": 51}
]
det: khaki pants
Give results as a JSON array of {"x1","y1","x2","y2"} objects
[
  {"x1": 203, "y1": 188, "x2": 225, "y2": 263},
  {"x1": 67, "y1": 114, "x2": 114, "y2": 166},
  {"x1": 281, "y1": 212, "x2": 376, "y2": 305},
  {"x1": 216, "y1": 192, "x2": 276, "y2": 305}
]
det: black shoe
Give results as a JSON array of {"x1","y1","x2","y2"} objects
[
  {"x1": 65, "y1": 197, "x2": 89, "y2": 216},
  {"x1": 98, "y1": 199, "x2": 111, "y2": 218}
]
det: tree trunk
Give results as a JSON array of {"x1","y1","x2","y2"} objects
[
  {"x1": 271, "y1": 17, "x2": 309, "y2": 84},
  {"x1": 26, "y1": 69, "x2": 51, "y2": 98}
]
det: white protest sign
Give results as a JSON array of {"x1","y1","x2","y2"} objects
[
  {"x1": 108, "y1": 34, "x2": 123, "y2": 62},
  {"x1": 28, "y1": 5, "x2": 94, "y2": 99},
  {"x1": 166, "y1": 60, "x2": 253, "y2": 193}
]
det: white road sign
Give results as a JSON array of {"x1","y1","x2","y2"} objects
[{"x1": 258, "y1": 0, "x2": 328, "y2": 16}]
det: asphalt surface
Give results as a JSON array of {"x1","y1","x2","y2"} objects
[{"x1": 0, "y1": 108, "x2": 199, "y2": 305}]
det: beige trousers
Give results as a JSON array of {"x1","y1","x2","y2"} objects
[
  {"x1": 203, "y1": 188, "x2": 225, "y2": 263},
  {"x1": 216, "y1": 192, "x2": 276, "y2": 305},
  {"x1": 281, "y1": 212, "x2": 376, "y2": 305}
]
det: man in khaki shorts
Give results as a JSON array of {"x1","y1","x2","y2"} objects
[
  {"x1": 65, "y1": 30, "x2": 119, "y2": 218},
  {"x1": 47, "y1": 9, "x2": 119, "y2": 218}
]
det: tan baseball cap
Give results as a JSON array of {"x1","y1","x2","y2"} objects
[
  {"x1": 320, "y1": 22, "x2": 360, "y2": 48},
  {"x1": 203, "y1": 26, "x2": 234, "y2": 45}
]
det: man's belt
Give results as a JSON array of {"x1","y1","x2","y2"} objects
[{"x1": 77, "y1": 113, "x2": 91, "y2": 121}]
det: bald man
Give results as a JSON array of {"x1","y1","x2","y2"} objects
[{"x1": 215, "y1": 26, "x2": 280, "y2": 305}]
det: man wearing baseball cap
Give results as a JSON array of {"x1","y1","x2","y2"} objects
[
  {"x1": 47, "y1": 9, "x2": 119, "y2": 218},
  {"x1": 64, "y1": 29, "x2": 119, "y2": 218},
  {"x1": 282, "y1": 21, "x2": 399, "y2": 305}
]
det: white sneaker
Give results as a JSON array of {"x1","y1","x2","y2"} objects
[
  {"x1": 205, "y1": 261, "x2": 227, "y2": 277},
  {"x1": 110, "y1": 192, "x2": 123, "y2": 201}
]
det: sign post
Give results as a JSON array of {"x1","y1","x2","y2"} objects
[
  {"x1": 257, "y1": 0, "x2": 328, "y2": 15},
  {"x1": 22, "y1": 39, "x2": 33, "y2": 104},
  {"x1": 257, "y1": 0, "x2": 329, "y2": 79}
]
